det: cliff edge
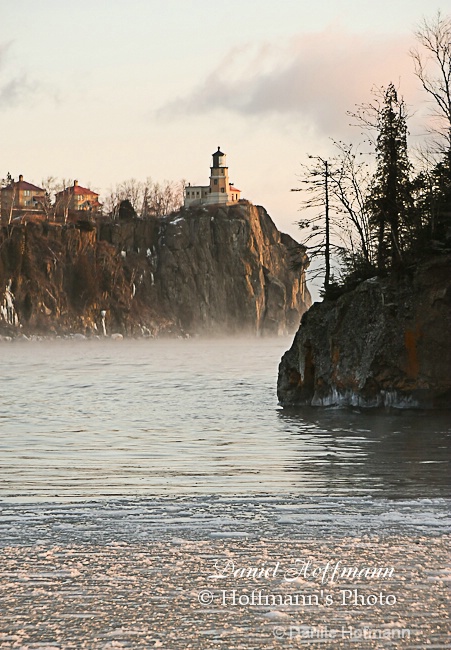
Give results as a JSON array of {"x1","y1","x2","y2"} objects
[
  {"x1": 278, "y1": 255, "x2": 451, "y2": 409},
  {"x1": 0, "y1": 203, "x2": 311, "y2": 337}
]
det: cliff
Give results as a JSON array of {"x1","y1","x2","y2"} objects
[
  {"x1": 0, "y1": 203, "x2": 310, "y2": 337},
  {"x1": 278, "y1": 255, "x2": 451, "y2": 409}
]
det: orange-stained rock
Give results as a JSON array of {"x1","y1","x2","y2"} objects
[{"x1": 278, "y1": 256, "x2": 451, "y2": 409}]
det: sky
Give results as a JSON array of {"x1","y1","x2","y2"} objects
[{"x1": 0, "y1": 0, "x2": 446, "y2": 246}]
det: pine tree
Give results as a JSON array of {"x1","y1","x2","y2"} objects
[
  {"x1": 413, "y1": 159, "x2": 451, "y2": 247},
  {"x1": 367, "y1": 84, "x2": 414, "y2": 269}
]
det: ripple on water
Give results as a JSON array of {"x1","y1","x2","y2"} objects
[{"x1": 0, "y1": 338, "x2": 450, "y2": 502}]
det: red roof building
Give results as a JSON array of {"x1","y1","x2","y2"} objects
[
  {"x1": 55, "y1": 180, "x2": 101, "y2": 221},
  {"x1": 0, "y1": 175, "x2": 47, "y2": 224}
]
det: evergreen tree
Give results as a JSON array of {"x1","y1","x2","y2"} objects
[
  {"x1": 413, "y1": 158, "x2": 451, "y2": 247},
  {"x1": 118, "y1": 199, "x2": 137, "y2": 221},
  {"x1": 0, "y1": 172, "x2": 13, "y2": 188},
  {"x1": 367, "y1": 84, "x2": 414, "y2": 269}
]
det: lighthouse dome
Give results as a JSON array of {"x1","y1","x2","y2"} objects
[{"x1": 212, "y1": 147, "x2": 227, "y2": 168}]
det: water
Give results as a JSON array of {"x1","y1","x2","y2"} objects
[
  {"x1": 0, "y1": 338, "x2": 450, "y2": 648},
  {"x1": 0, "y1": 337, "x2": 449, "y2": 502}
]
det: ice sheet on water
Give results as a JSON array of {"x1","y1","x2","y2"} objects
[
  {"x1": 261, "y1": 610, "x2": 290, "y2": 619},
  {"x1": 210, "y1": 531, "x2": 250, "y2": 538},
  {"x1": 1, "y1": 528, "x2": 449, "y2": 649},
  {"x1": 1, "y1": 495, "x2": 450, "y2": 546}
]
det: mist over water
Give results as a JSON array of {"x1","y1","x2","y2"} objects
[{"x1": 0, "y1": 337, "x2": 449, "y2": 502}]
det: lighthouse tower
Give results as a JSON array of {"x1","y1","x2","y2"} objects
[
  {"x1": 208, "y1": 147, "x2": 230, "y2": 205},
  {"x1": 184, "y1": 147, "x2": 241, "y2": 208}
]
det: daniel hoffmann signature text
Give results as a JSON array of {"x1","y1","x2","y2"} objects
[{"x1": 209, "y1": 558, "x2": 395, "y2": 584}]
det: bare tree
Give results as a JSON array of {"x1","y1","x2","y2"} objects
[
  {"x1": 292, "y1": 156, "x2": 344, "y2": 292},
  {"x1": 102, "y1": 187, "x2": 123, "y2": 220},
  {"x1": 410, "y1": 11, "x2": 451, "y2": 160},
  {"x1": 119, "y1": 179, "x2": 143, "y2": 212},
  {"x1": 1, "y1": 173, "x2": 15, "y2": 224},
  {"x1": 7, "y1": 185, "x2": 16, "y2": 225},
  {"x1": 103, "y1": 179, "x2": 144, "y2": 219},
  {"x1": 328, "y1": 141, "x2": 374, "y2": 266},
  {"x1": 0, "y1": 172, "x2": 13, "y2": 188},
  {"x1": 103, "y1": 178, "x2": 184, "y2": 219},
  {"x1": 40, "y1": 176, "x2": 61, "y2": 220},
  {"x1": 49, "y1": 178, "x2": 74, "y2": 223},
  {"x1": 292, "y1": 140, "x2": 376, "y2": 293},
  {"x1": 144, "y1": 179, "x2": 185, "y2": 218}
]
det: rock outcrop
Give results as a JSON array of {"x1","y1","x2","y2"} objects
[
  {"x1": 0, "y1": 203, "x2": 310, "y2": 337},
  {"x1": 278, "y1": 255, "x2": 451, "y2": 409}
]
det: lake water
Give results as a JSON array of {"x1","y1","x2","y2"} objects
[
  {"x1": 1, "y1": 337, "x2": 450, "y2": 502},
  {"x1": 0, "y1": 337, "x2": 450, "y2": 648}
]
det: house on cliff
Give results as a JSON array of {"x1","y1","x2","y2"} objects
[
  {"x1": 55, "y1": 180, "x2": 101, "y2": 222},
  {"x1": 184, "y1": 147, "x2": 241, "y2": 208},
  {"x1": 1, "y1": 175, "x2": 47, "y2": 224}
]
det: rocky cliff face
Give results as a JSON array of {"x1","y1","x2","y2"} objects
[
  {"x1": 151, "y1": 203, "x2": 310, "y2": 335},
  {"x1": 278, "y1": 256, "x2": 451, "y2": 409},
  {"x1": 0, "y1": 203, "x2": 310, "y2": 337}
]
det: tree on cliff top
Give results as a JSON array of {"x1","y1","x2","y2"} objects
[
  {"x1": 410, "y1": 11, "x2": 451, "y2": 162},
  {"x1": 294, "y1": 13, "x2": 450, "y2": 295},
  {"x1": 118, "y1": 199, "x2": 137, "y2": 220},
  {"x1": 410, "y1": 12, "x2": 451, "y2": 247},
  {"x1": 292, "y1": 146, "x2": 374, "y2": 294},
  {"x1": 0, "y1": 173, "x2": 13, "y2": 188},
  {"x1": 295, "y1": 85, "x2": 414, "y2": 289},
  {"x1": 365, "y1": 84, "x2": 414, "y2": 269},
  {"x1": 103, "y1": 178, "x2": 184, "y2": 219},
  {"x1": 292, "y1": 156, "x2": 333, "y2": 292}
]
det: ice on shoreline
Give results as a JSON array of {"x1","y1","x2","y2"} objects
[{"x1": 0, "y1": 530, "x2": 449, "y2": 648}]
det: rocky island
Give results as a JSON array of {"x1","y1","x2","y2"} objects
[{"x1": 277, "y1": 255, "x2": 451, "y2": 409}]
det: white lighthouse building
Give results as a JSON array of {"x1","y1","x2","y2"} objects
[{"x1": 184, "y1": 147, "x2": 241, "y2": 208}]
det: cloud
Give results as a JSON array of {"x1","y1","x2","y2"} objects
[
  {"x1": 158, "y1": 26, "x2": 418, "y2": 135},
  {"x1": 0, "y1": 42, "x2": 38, "y2": 109}
]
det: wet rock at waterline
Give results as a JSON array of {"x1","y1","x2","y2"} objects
[{"x1": 278, "y1": 255, "x2": 451, "y2": 409}]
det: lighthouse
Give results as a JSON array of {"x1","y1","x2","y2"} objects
[
  {"x1": 184, "y1": 147, "x2": 241, "y2": 208},
  {"x1": 209, "y1": 147, "x2": 229, "y2": 203}
]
